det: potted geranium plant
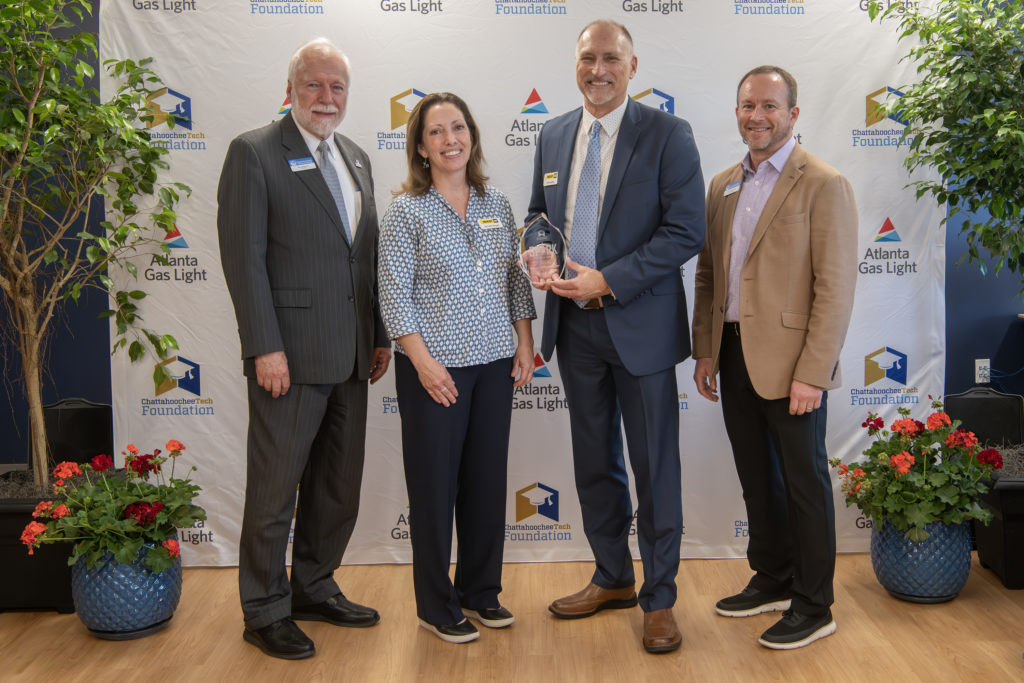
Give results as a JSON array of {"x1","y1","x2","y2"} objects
[
  {"x1": 831, "y1": 398, "x2": 1002, "y2": 603},
  {"x1": 21, "y1": 439, "x2": 206, "y2": 638}
]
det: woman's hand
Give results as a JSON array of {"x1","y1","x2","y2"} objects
[
  {"x1": 511, "y1": 318, "x2": 535, "y2": 387},
  {"x1": 396, "y1": 333, "x2": 459, "y2": 406}
]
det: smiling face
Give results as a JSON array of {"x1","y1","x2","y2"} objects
[
  {"x1": 575, "y1": 22, "x2": 637, "y2": 118},
  {"x1": 735, "y1": 72, "x2": 799, "y2": 166},
  {"x1": 417, "y1": 101, "x2": 473, "y2": 181},
  {"x1": 287, "y1": 50, "x2": 349, "y2": 140}
]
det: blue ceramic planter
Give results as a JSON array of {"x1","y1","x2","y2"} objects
[
  {"x1": 70, "y1": 535, "x2": 182, "y2": 639},
  {"x1": 870, "y1": 519, "x2": 971, "y2": 603}
]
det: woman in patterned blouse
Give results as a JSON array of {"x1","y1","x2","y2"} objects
[{"x1": 377, "y1": 92, "x2": 537, "y2": 644}]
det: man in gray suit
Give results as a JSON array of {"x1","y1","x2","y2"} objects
[{"x1": 217, "y1": 37, "x2": 390, "y2": 660}]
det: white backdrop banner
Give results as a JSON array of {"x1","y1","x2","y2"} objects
[{"x1": 101, "y1": 0, "x2": 944, "y2": 567}]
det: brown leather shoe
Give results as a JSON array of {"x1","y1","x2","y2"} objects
[
  {"x1": 643, "y1": 608, "x2": 682, "y2": 653},
  {"x1": 548, "y1": 583, "x2": 638, "y2": 619}
]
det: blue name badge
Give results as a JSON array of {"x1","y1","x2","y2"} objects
[
  {"x1": 724, "y1": 180, "x2": 741, "y2": 196},
  {"x1": 289, "y1": 157, "x2": 317, "y2": 172}
]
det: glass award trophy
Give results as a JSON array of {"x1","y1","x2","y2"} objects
[{"x1": 517, "y1": 213, "x2": 567, "y2": 285}]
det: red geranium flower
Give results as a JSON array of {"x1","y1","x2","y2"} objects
[
  {"x1": 977, "y1": 448, "x2": 1004, "y2": 469},
  {"x1": 165, "y1": 439, "x2": 186, "y2": 453},
  {"x1": 926, "y1": 412, "x2": 952, "y2": 430},
  {"x1": 90, "y1": 454, "x2": 114, "y2": 471},
  {"x1": 891, "y1": 419, "x2": 921, "y2": 437},
  {"x1": 52, "y1": 504, "x2": 70, "y2": 518},
  {"x1": 127, "y1": 452, "x2": 161, "y2": 476},
  {"x1": 20, "y1": 521, "x2": 48, "y2": 553},
  {"x1": 123, "y1": 500, "x2": 164, "y2": 526},
  {"x1": 31, "y1": 500, "x2": 54, "y2": 518},
  {"x1": 52, "y1": 461, "x2": 82, "y2": 479},
  {"x1": 162, "y1": 538, "x2": 180, "y2": 558},
  {"x1": 889, "y1": 451, "x2": 915, "y2": 475},
  {"x1": 945, "y1": 429, "x2": 979, "y2": 450}
]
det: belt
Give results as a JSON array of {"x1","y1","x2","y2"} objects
[
  {"x1": 725, "y1": 321, "x2": 740, "y2": 336},
  {"x1": 582, "y1": 297, "x2": 604, "y2": 310}
]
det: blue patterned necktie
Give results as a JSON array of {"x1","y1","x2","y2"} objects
[
  {"x1": 568, "y1": 120, "x2": 601, "y2": 306},
  {"x1": 318, "y1": 140, "x2": 352, "y2": 244}
]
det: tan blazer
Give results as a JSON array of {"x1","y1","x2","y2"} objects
[{"x1": 692, "y1": 144, "x2": 857, "y2": 400}]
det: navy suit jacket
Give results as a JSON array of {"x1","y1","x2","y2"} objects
[
  {"x1": 528, "y1": 98, "x2": 706, "y2": 376},
  {"x1": 217, "y1": 115, "x2": 387, "y2": 384}
]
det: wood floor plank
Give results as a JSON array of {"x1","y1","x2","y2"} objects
[{"x1": 1, "y1": 555, "x2": 1022, "y2": 682}]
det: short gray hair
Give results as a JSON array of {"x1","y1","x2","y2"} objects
[{"x1": 287, "y1": 37, "x2": 351, "y2": 84}]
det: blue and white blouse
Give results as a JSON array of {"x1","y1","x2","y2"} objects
[{"x1": 378, "y1": 186, "x2": 536, "y2": 368}]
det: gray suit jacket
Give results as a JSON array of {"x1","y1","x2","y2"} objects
[{"x1": 217, "y1": 114, "x2": 386, "y2": 384}]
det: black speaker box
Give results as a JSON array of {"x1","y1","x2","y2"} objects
[
  {"x1": 35, "y1": 398, "x2": 113, "y2": 468},
  {"x1": 944, "y1": 387, "x2": 1024, "y2": 446}
]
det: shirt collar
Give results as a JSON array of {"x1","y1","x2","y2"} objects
[
  {"x1": 580, "y1": 97, "x2": 629, "y2": 139},
  {"x1": 741, "y1": 135, "x2": 797, "y2": 177}
]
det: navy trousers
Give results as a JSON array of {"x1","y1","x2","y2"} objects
[
  {"x1": 556, "y1": 301, "x2": 682, "y2": 612},
  {"x1": 395, "y1": 353, "x2": 515, "y2": 626}
]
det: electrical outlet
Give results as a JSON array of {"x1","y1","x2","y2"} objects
[{"x1": 975, "y1": 358, "x2": 991, "y2": 384}]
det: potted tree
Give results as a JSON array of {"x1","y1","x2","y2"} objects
[
  {"x1": 867, "y1": 0, "x2": 1024, "y2": 286},
  {"x1": 1, "y1": 0, "x2": 187, "y2": 487},
  {"x1": 1, "y1": 0, "x2": 187, "y2": 612},
  {"x1": 867, "y1": 0, "x2": 1024, "y2": 590}
]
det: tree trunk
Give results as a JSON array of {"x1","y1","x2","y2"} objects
[{"x1": 21, "y1": 318, "x2": 49, "y2": 486}]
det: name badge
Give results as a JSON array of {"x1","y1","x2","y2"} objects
[
  {"x1": 543, "y1": 172, "x2": 558, "y2": 186},
  {"x1": 289, "y1": 157, "x2": 317, "y2": 172},
  {"x1": 724, "y1": 180, "x2": 741, "y2": 196},
  {"x1": 478, "y1": 218, "x2": 502, "y2": 230}
]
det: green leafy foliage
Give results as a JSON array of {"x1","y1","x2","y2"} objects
[
  {"x1": 1, "y1": 0, "x2": 190, "y2": 482},
  {"x1": 21, "y1": 441, "x2": 206, "y2": 574},
  {"x1": 830, "y1": 398, "x2": 1003, "y2": 541},
  {"x1": 868, "y1": 0, "x2": 1024, "y2": 292}
]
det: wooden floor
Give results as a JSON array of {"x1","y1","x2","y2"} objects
[{"x1": 2, "y1": 555, "x2": 1022, "y2": 682}]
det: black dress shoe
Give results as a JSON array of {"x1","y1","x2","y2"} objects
[
  {"x1": 292, "y1": 593, "x2": 381, "y2": 628},
  {"x1": 243, "y1": 617, "x2": 315, "y2": 660}
]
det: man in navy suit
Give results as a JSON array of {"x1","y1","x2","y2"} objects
[
  {"x1": 527, "y1": 19, "x2": 705, "y2": 653},
  {"x1": 218, "y1": 38, "x2": 391, "y2": 660}
]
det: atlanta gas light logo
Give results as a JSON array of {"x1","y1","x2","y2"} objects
[
  {"x1": 378, "y1": 0, "x2": 444, "y2": 14},
  {"x1": 620, "y1": 0, "x2": 684, "y2": 15},
  {"x1": 858, "y1": 218, "x2": 917, "y2": 277},
  {"x1": 504, "y1": 89, "x2": 550, "y2": 149},
  {"x1": 506, "y1": 482, "x2": 572, "y2": 542},
  {"x1": 140, "y1": 353, "x2": 216, "y2": 417},
  {"x1": 131, "y1": 0, "x2": 198, "y2": 14},
  {"x1": 143, "y1": 226, "x2": 209, "y2": 286},
  {"x1": 512, "y1": 355, "x2": 568, "y2": 412}
]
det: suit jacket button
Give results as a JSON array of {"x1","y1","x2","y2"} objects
[
  {"x1": 349, "y1": 257, "x2": 356, "y2": 264},
  {"x1": 348, "y1": 295, "x2": 355, "y2": 302}
]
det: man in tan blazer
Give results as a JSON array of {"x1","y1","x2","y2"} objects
[{"x1": 691, "y1": 65, "x2": 857, "y2": 650}]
